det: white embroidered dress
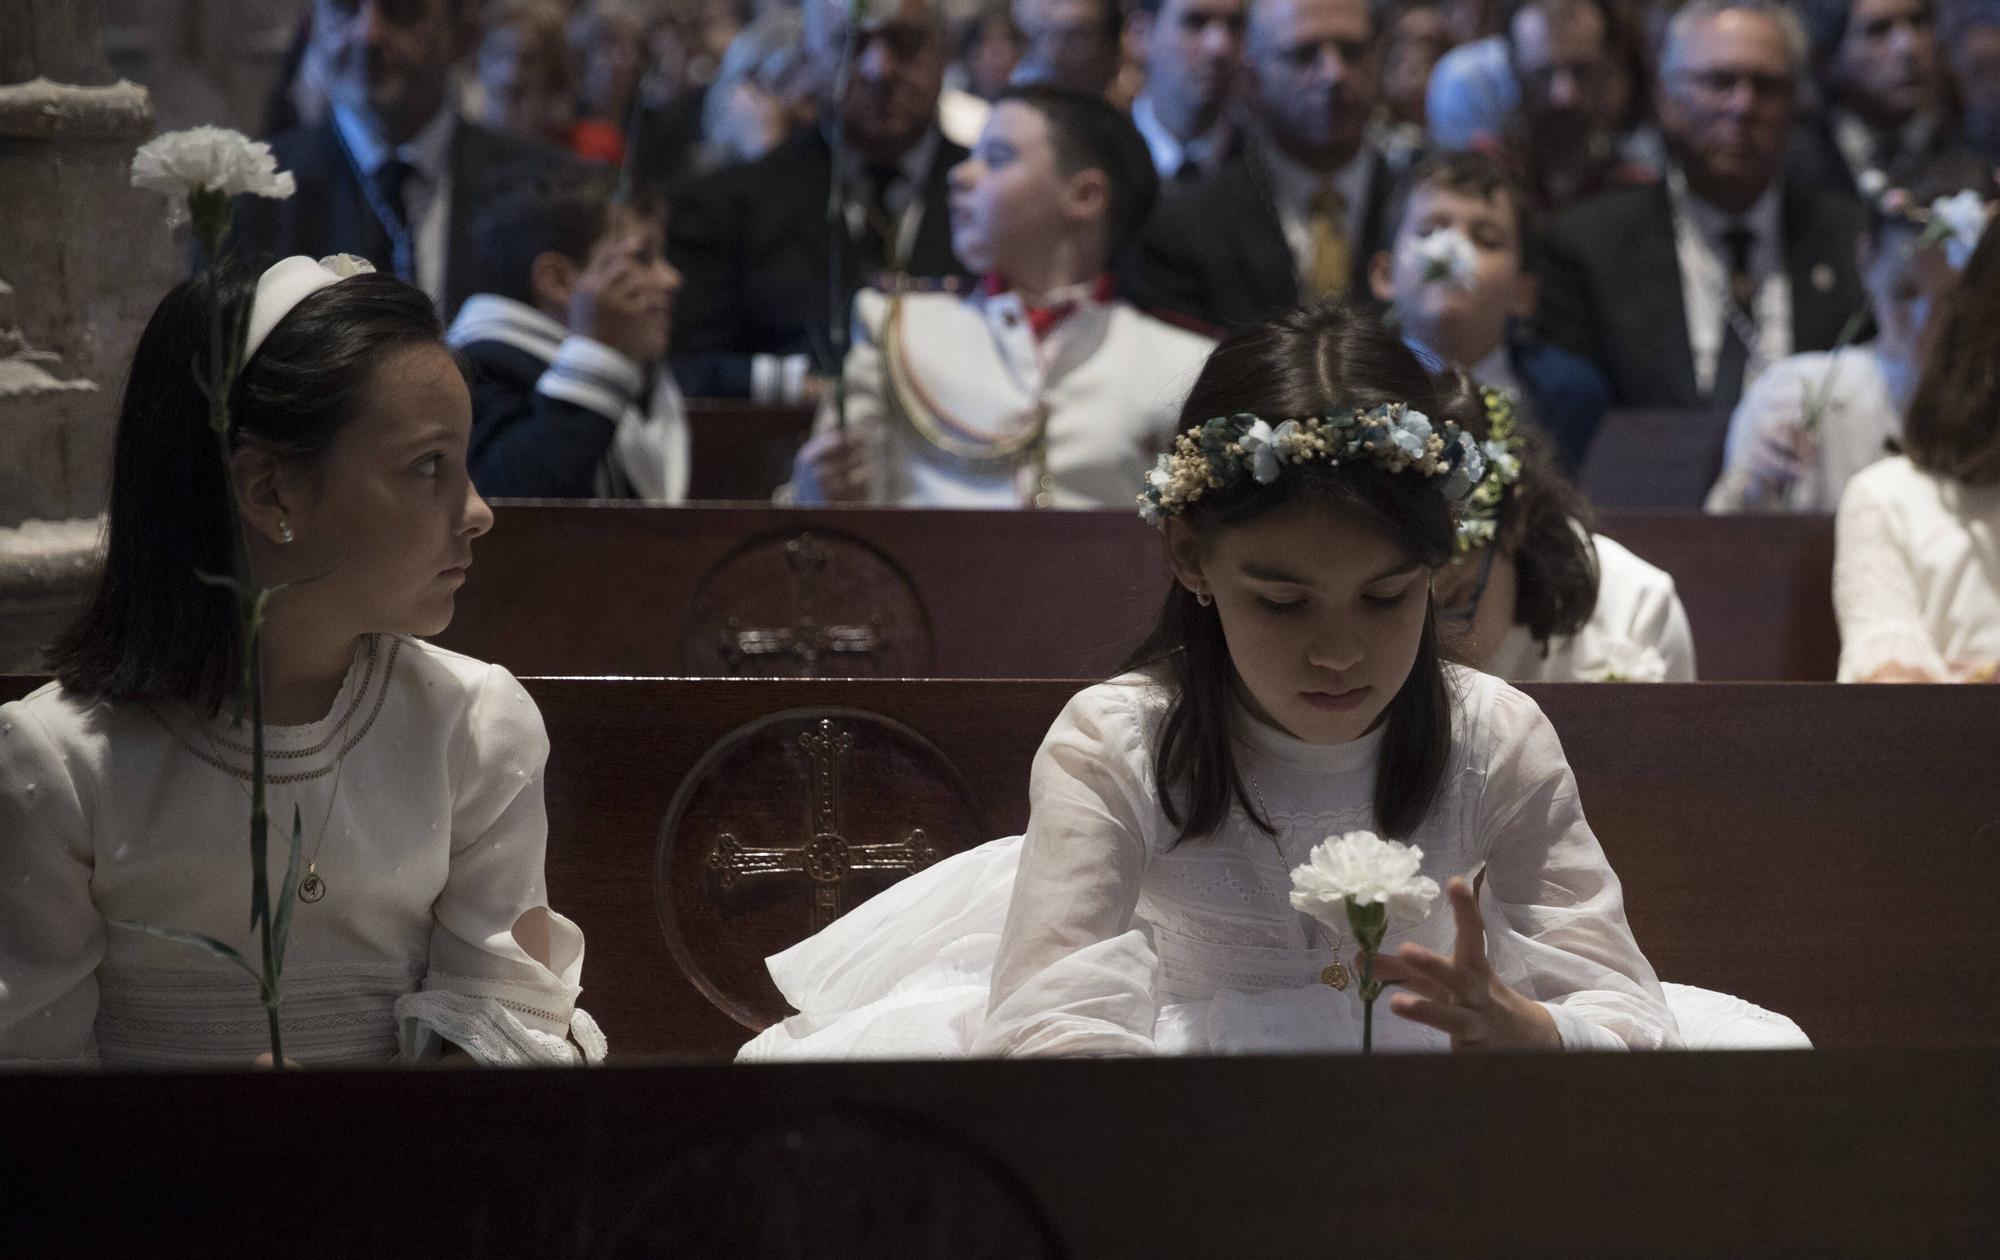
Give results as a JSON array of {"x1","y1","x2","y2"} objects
[
  {"x1": 1834, "y1": 455, "x2": 2000, "y2": 681},
  {"x1": 0, "y1": 635, "x2": 604, "y2": 1068},
  {"x1": 1485, "y1": 534, "x2": 1698, "y2": 683},
  {"x1": 741, "y1": 667, "x2": 1686, "y2": 1060}
]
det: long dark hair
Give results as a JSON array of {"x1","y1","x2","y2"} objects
[
  {"x1": 1118, "y1": 301, "x2": 1479, "y2": 845},
  {"x1": 1473, "y1": 409, "x2": 1599, "y2": 645},
  {"x1": 46, "y1": 260, "x2": 442, "y2": 710},
  {"x1": 1903, "y1": 210, "x2": 2000, "y2": 487}
]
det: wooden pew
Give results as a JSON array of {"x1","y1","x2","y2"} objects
[
  {"x1": 509, "y1": 678, "x2": 1994, "y2": 1057},
  {"x1": 435, "y1": 504, "x2": 1838, "y2": 680},
  {"x1": 685, "y1": 401, "x2": 815, "y2": 501},
  {"x1": 6, "y1": 1051, "x2": 1998, "y2": 1256},
  {"x1": 1578, "y1": 406, "x2": 1731, "y2": 509},
  {"x1": 11, "y1": 674, "x2": 1977, "y2": 1056}
]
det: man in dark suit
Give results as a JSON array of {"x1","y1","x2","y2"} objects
[
  {"x1": 1790, "y1": 0, "x2": 1968, "y2": 196},
  {"x1": 667, "y1": 0, "x2": 973, "y2": 400},
  {"x1": 1126, "y1": 0, "x2": 1401, "y2": 332},
  {"x1": 1536, "y1": 0, "x2": 1866, "y2": 412},
  {"x1": 1126, "y1": 0, "x2": 1250, "y2": 185},
  {"x1": 230, "y1": 0, "x2": 566, "y2": 321}
]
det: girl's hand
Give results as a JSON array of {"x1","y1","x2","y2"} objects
[{"x1": 1366, "y1": 877, "x2": 1561, "y2": 1051}]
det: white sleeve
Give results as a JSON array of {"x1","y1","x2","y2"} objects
[
  {"x1": 1472, "y1": 685, "x2": 1678, "y2": 1050},
  {"x1": 0, "y1": 699, "x2": 102, "y2": 1066},
  {"x1": 1707, "y1": 358, "x2": 1809, "y2": 513},
  {"x1": 1833, "y1": 471, "x2": 1947, "y2": 681},
  {"x1": 392, "y1": 666, "x2": 604, "y2": 1065},
  {"x1": 1630, "y1": 576, "x2": 1699, "y2": 682},
  {"x1": 974, "y1": 686, "x2": 1159, "y2": 1057}
]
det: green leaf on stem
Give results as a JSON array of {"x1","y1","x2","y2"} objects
[{"x1": 109, "y1": 920, "x2": 262, "y2": 984}]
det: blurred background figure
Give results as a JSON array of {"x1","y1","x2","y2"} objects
[
  {"x1": 1127, "y1": 0, "x2": 1248, "y2": 184},
  {"x1": 699, "y1": 6, "x2": 817, "y2": 168},
  {"x1": 940, "y1": 2, "x2": 1024, "y2": 145},
  {"x1": 471, "y1": 0, "x2": 577, "y2": 151},
  {"x1": 1375, "y1": 0, "x2": 1452, "y2": 169},
  {"x1": 1942, "y1": 0, "x2": 2000, "y2": 165},
  {"x1": 1010, "y1": 0, "x2": 1125, "y2": 94},
  {"x1": 1793, "y1": 0, "x2": 1970, "y2": 196},
  {"x1": 571, "y1": 0, "x2": 661, "y2": 165}
]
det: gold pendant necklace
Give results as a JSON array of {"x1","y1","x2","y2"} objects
[{"x1": 1245, "y1": 769, "x2": 1350, "y2": 990}]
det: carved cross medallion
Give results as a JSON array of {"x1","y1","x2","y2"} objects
[{"x1": 707, "y1": 720, "x2": 942, "y2": 930}]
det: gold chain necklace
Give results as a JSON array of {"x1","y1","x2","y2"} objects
[{"x1": 1244, "y1": 767, "x2": 1351, "y2": 991}]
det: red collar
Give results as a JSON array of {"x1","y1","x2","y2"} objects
[{"x1": 981, "y1": 273, "x2": 1117, "y2": 340}]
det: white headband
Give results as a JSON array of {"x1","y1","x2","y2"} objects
[{"x1": 241, "y1": 254, "x2": 377, "y2": 363}]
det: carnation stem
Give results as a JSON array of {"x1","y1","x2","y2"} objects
[{"x1": 1360, "y1": 949, "x2": 1375, "y2": 1055}]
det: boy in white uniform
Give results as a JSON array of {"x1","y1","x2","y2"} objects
[{"x1": 791, "y1": 83, "x2": 1216, "y2": 507}]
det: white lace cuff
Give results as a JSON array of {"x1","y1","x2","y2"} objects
[{"x1": 394, "y1": 991, "x2": 607, "y2": 1065}]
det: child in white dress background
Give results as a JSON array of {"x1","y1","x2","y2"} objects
[
  {"x1": 1436, "y1": 394, "x2": 1697, "y2": 683},
  {"x1": 743, "y1": 302, "x2": 1732, "y2": 1062},
  {"x1": 0, "y1": 257, "x2": 603, "y2": 1068},
  {"x1": 1835, "y1": 206, "x2": 2000, "y2": 683}
]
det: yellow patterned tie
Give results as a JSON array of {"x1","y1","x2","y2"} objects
[{"x1": 1307, "y1": 181, "x2": 1351, "y2": 298}]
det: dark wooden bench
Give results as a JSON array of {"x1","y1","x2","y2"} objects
[
  {"x1": 516, "y1": 678, "x2": 1997, "y2": 1057},
  {"x1": 1579, "y1": 406, "x2": 1731, "y2": 509},
  {"x1": 685, "y1": 401, "x2": 814, "y2": 501},
  {"x1": 11, "y1": 675, "x2": 1981, "y2": 1056},
  {"x1": 6, "y1": 1050, "x2": 1997, "y2": 1256},
  {"x1": 436, "y1": 504, "x2": 1838, "y2": 680}
]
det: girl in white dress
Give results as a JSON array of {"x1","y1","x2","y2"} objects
[
  {"x1": 1436, "y1": 393, "x2": 1697, "y2": 682},
  {"x1": 742, "y1": 303, "x2": 1692, "y2": 1061},
  {"x1": 1835, "y1": 209, "x2": 2000, "y2": 683},
  {"x1": 0, "y1": 256, "x2": 604, "y2": 1068}
]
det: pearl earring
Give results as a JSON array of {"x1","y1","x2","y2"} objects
[
  {"x1": 277, "y1": 519, "x2": 294, "y2": 545},
  {"x1": 1194, "y1": 588, "x2": 1213, "y2": 607}
]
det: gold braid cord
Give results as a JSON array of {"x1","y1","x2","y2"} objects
[{"x1": 879, "y1": 292, "x2": 1051, "y2": 475}]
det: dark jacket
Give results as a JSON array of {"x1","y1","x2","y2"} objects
[
  {"x1": 1533, "y1": 180, "x2": 1867, "y2": 410},
  {"x1": 1123, "y1": 143, "x2": 1400, "y2": 334},
  {"x1": 229, "y1": 115, "x2": 567, "y2": 321},
  {"x1": 666, "y1": 126, "x2": 972, "y2": 397}
]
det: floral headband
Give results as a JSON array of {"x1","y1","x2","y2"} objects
[
  {"x1": 1455, "y1": 387, "x2": 1527, "y2": 552},
  {"x1": 1138, "y1": 402, "x2": 1486, "y2": 526}
]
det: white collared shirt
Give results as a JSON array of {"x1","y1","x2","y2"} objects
[
  {"x1": 332, "y1": 104, "x2": 456, "y2": 309},
  {"x1": 1131, "y1": 94, "x2": 1235, "y2": 182},
  {"x1": 1261, "y1": 143, "x2": 1375, "y2": 290},
  {"x1": 1665, "y1": 166, "x2": 1791, "y2": 399}
]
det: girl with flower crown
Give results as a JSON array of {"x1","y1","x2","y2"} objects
[
  {"x1": 0, "y1": 257, "x2": 604, "y2": 1068},
  {"x1": 742, "y1": 303, "x2": 1801, "y2": 1061}
]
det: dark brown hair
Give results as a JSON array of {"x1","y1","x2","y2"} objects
[
  {"x1": 1118, "y1": 301, "x2": 1479, "y2": 845},
  {"x1": 46, "y1": 260, "x2": 442, "y2": 710},
  {"x1": 1473, "y1": 409, "x2": 1599, "y2": 645},
  {"x1": 995, "y1": 82, "x2": 1160, "y2": 250},
  {"x1": 1397, "y1": 149, "x2": 1541, "y2": 265},
  {"x1": 1903, "y1": 211, "x2": 2000, "y2": 485}
]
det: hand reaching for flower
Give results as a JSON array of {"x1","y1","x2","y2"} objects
[{"x1": 1369, "y1": 877, "x2": 1561, "y2": 1051}]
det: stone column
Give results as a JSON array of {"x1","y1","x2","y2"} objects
[{"x1": 0, "y1": 0, "x2": 177, "y2": 671}]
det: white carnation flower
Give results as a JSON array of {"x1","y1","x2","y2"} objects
[
  {"x1": 317, "y1": 253, "x2": 377, "y2": 279},
  {"x1": 131, "y1": 126, "x2": 296, "y2": 201},
  {"x1": 1579, "y1": 638, "x2": 1668, "y2": 683},
  {"x1": 1930, "y1": 190, "x2": 1990, "y2": 271},
  {"x1": 1239, "y1": 419, "x2": 1284, "y2": 484},
  {"x1": 1289, "y1": 830, "x2": 1441, "y2": 938},
  {"x1": 1404, "y1": 226, "x2": 1478, "y2": 291}
]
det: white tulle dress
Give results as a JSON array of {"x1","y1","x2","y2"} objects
[{"x1": 742, "y1": 667, "x2": 1805, "y2": 1061}]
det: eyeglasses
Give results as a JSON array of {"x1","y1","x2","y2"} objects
[
  {"x1": 1435, "y1": 545, "x2": 1498, "y2": 631},
  {"x1": 1673, "y1": 68, "x2": 1795, "y2": 106}
]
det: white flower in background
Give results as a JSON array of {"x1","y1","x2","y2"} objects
[
  {"x1": 1579, "y1": 638, "x2": 1668, "y2": 683},
  {"x1": 1405, "y1": 226, "x2": 1478, "y2": 291},
  {"x1": 1289, "y1": 831, "x2": 1441, "y2": 939},
  {"x1": 131, "y1": 126, "x2": 296, "y2": 201},
  {"x1": 1929, "y1": 191, "x2": 1990, "y2": 271}
]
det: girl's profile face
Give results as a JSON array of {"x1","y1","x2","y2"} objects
[
  {"x1": 278, "y1": 343, "x2": 492, "y2": 638},
  {"x1": 1174, "y1": 498, "x2": 1433, "y2": 745}
]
